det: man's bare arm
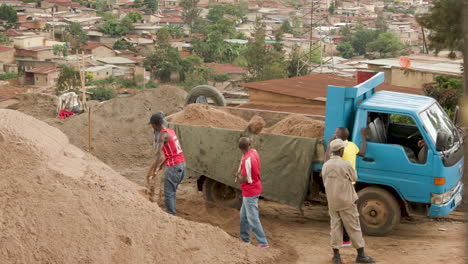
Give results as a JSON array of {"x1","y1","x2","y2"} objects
[
  {"x1": 357, "y1": 128, "x2": 368, "y2": 157},
  {"x1": 148, "y1": 132, "x2": 169, "y2": 180}
]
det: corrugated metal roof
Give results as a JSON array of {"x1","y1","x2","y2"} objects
[
  {"x1": 26, "y1": 67, "x2": 59, "y2": 74},
  {"x1": 360, "y1": 91, "x2": 435, "y2": 114},
  {"x1": 242, "y1": 74, "x2": 422, "y2": 101},
  {"x1": 97, "y1": 57, "x2": 137, "y2": 64}
]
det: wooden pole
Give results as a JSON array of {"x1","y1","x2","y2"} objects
[
  {"x1": 81, "y1": 51, "x2": 86, "y2": 107},
  {"x1": 88, "y1": 106, "x2": 91, "y2": 152}
]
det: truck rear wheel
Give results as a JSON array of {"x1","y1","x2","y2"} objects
[
  {"x1": 186, "y1": 85, "x2": 226, "y2": 106},
  {"x1": 202, "y1": 178, "x2": 242, "y2": 209},
  {"x1": 357, "y1": 187, "x2": 401, "y2": 236}
]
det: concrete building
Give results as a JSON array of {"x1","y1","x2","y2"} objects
[
  {"x1": 86, "y1": 65, "x2": 113, "y2": 80},
  {"x1": 16, "y1": 46, "x2": 54, "y2": 60},
  {"x1": 365, "y1": 55, "x2": 463, "y2": 89},
  {"x1": 80, "y1": 43, "x2": 115, "y2": 58},
  {"x1": 0, "y1": 46, "x2": 16, "y2": 72},
  {"x1": 24, "y1": 66, "x2": 60, "y2": 87},
  {"x1": 12, "y1": 35, "x2": 45, "y2": 49}
]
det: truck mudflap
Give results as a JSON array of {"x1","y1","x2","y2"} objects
[{"x1": 428, "y1": 183, "x2": 464, "y2": 217}]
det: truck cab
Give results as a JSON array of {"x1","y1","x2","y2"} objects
[{"x1": 324, "y1": 72, "x2": 464, "y2": 235}]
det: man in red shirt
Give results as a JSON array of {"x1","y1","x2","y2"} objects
[
  {"x1": 237, "y1": 137, "x2": 268, "y2": 248},
  {"x1": 148, "y1": 113, "x2": 186, "y2": 215}
]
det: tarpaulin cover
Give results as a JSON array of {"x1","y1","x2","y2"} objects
[{"x1": 169, "y1": 123, "x2": 323, "y2": 208}]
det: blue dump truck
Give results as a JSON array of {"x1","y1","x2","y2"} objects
[{"x1": 168, "y1": 72, "x2": 464, "y2": 236}]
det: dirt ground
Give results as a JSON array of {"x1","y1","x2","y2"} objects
[{"x1": 128, "y1": 172, "x2": 467, "y2": 264}]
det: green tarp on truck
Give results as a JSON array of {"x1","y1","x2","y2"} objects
[{"x1": 170, "y1": 123, "x2": 324, "y2": 208}]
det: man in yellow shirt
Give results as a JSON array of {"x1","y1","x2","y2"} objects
[
  {"x1": 326, "y1": 127, "x2": 368, "y2": 170},
  {"x1": 325, "y1": 127, "x2": 368, "y2": 247}
]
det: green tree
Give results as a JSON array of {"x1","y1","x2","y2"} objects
[
  {"x1": 328, "y1": 1, "x2": 336, "y2": 14},
  {"x1": 156, "y1": 27, "x2": 172, "y2": 49},
  {"x1": 336, "y1": 41, "x2": 354, "y2": 58},
  {"x1": 207, "y1": 3, "x2": 247, "y2": 23},
  {"x1": 367, "y1": 32, "x2": 405, "y2": 57},
  {"x1": 144, "y1": 0, "x2": 158, "y2": 12},
  {"x1": 53, "y1": 44, "x2": 69, "y2": 57},
  {"x1": 0, "y1": 4, "x2": 18, "y2": 23},
  {"x1": 57, "y1": 64, "x2": 80, "y2": 93},
  {"x1": 113, "y1": 40, "x2": 136, "y2": 51},
  {"x1": 144, "y1": 48, "x2": 182, "y2": 81},
  {"x1": 246, "y1": 20, "x2": 287, "y2": 81},
  {"x1": 100, "y1": 20, "x2": 129, "y2": 37},
  {"x1": 124, "y1": 11, "x2": 142, "y2": 23},
  {"x1": 180, "y1": 55, "x2": 203, "y2": 80},
  {"x1": 351, "y1": 29, "x2": 379, "y2": 55},
  {"x1": 281, "y1": 20, "x2": 293, "y2": 34},
  {"x1": 132, "y1": 0, "x2": 142, "y2": 7},
  {"x1": 376, "y1": 15, "x2": 388, "y2": 33},
  {"x1": 423, "y1": 76, "x2": 462, "y2": 115},
  {"x1": 416, "y1": 0, "x2": 462, "y2": 57},
  {"x1": 207, "y1": 5, "x2": 225, "y2": 23},
  {"x1": 245, "y1": 20, "x2": 268, "y2": 80},
  {"x1": 63, "y1": 22, "x2": 88, "y2": 52},
  {"x1": 205, "y1": 18, "x2": 235, "y2": 37},
  {"x1": 100, "y1": 11, "x2": 117, "y2": 21},
  {"x1": 165, "y1": 25, "x2": 186, "y2": 38},
  {"x1": 121, "y1": 16, "x2": 135, "y2": 31},
  {"x1": 339, "y1": 25, "x2": 353, "y2": 42},
  {"x1": 180, "y1": 0, "x2": 201, "y2": 34},
  {"x1": 288, "y1": 45, "x2": 309, "y2": 77},
  {"x1": 144, "y1": 28, "x2": 182, "y2": 82},
  {"x1": 0, "y1": 33, "x2": 9, "y2": 44}
]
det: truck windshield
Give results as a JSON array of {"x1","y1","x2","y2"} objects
[{"x1": 419, "y1": 103, "x2": 459, "y2": 149}]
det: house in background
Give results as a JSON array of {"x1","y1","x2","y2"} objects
[
  {"x1": 81, "y1": 43, "x2": 115, "y2": 58},
  {"x1": 86, "y1": 65, "x2": 113, "y2": 80},
  {"x1": 0, "y1": 46, "x2": 16, "y2": 72},
  {"x1": 24, "y1": 67, "x2": 60, "y2": 87},
  {"x1": 12, "y1": 35, "x2": 45, "y2": 49},
  {"x1": 16, "y1": 46, "x2": 54, "y2": 60}
]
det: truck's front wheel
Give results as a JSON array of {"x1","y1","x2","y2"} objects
[
  {"x1": 357, "y1": 187, "x2": 401, "y2": 236},
  {"x1": 202, "y1": 178, "x2": 242, "y2": 209}
]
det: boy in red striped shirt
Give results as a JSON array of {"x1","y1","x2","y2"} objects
[
  {"x1": 148, "y1": 113, "x2": 186, "y2": 215},
  {"x1": 237, "y1": 137, "x2": 269, "y2": 248}
]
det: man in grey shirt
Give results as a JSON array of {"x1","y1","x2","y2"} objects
[{"x1": 322, "y1": 139, "x2": 375, "y2": 264}]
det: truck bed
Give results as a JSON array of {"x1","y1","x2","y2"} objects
[{"x1": 167, "y1": 106, "x2": 325, "y2": 208}]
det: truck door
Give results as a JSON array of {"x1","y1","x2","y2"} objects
[{"x1": 356, "y1": 111, "x2": 434, "y2": 203}]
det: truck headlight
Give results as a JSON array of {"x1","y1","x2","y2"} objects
[
  {"x1": 431, "y1": 182, "x2": 462, "y2": 205},
  {"x1": 431, "y1": 192, "x2": 451, "y2": 205}
]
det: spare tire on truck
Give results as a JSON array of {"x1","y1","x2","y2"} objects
[{"x1": 186, "y1": 85, "x2": 226, "y2": 106}]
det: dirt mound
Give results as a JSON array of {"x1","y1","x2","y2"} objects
[
  {"x1": 48, "y1": 85, "x2": 187, "y2": 184},
  {"x1": 8, "y1": 93, "x2": 58, "y2": 119},
  {"x1": 169, "y1": 104, "x2": 248, "y2": 130},
  {"x1": 265, "y1": 115, "x2": 324, "y2": 138},
  {"x1": 247, "y1": 115, "x2": 266, "y2": 135},
  {"x1": 0, "y1": 109, "x2": 277, "y2": 264}
]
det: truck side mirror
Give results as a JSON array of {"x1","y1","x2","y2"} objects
[
  {"x1": 436, "y1": 131, "x2": 450, "y2": 151},
  {"x1": 453, "y1": 105, "x2": 460, "y2": 125}
]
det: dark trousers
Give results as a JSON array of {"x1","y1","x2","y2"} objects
[{"x1": 343, "y1": 227, "x2": 350, "y2": 242}]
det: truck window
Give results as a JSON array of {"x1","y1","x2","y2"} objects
[{"x1": 368, "y1": 112, "x2": 427, "y2": 164}]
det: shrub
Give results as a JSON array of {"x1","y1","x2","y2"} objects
[
  {"x1": 0, "y1": 72, "x2": 18, "y2": 80},
  {"x1": 423, "y1": 75, "x2": 462, "y2": 116},
  {"x1": 88, "y1": 87, "x2": 116, "y2": 101}
]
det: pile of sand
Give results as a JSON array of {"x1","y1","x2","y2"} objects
[
  {"x1": 169, "y1": 104, "x2": 248, "y2": 130},
  {"x1": 169, "y1": 105, "x2": 324, "y2": 139},
  {"x1": 48, "y1": 85, "x2": 187, "y2": 184},
  {"x1": 0, "y1": 109, "x2": 277, "y2": 264},
  {"x1": 265, "y1": 115, "x2": 324, "y2": 138},
  {"x1": 7, "y1": 93, "x2": 58, "y2": 119}
]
